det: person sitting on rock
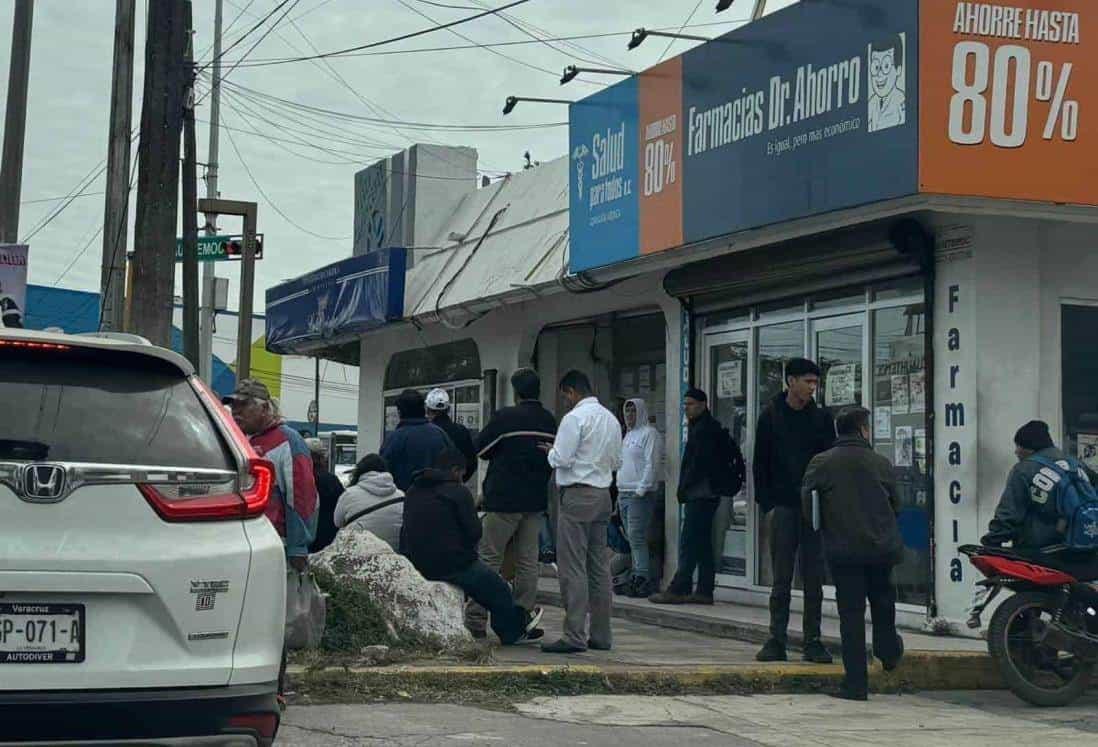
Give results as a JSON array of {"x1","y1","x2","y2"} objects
[
  {"x1": 403, "y1": 448, "x2": 544, "y2": 645},
  {"x1": 333, "y1": 454, "x2": 404, "y2": 551}
]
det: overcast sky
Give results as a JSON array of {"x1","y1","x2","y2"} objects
[{"x1": 0, "y1": 0, "x2": 798, "y2": 307}]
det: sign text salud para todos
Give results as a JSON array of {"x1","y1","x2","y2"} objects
[{"x1": 568, "y1": 0, "x2": 1094, "y2": 273}]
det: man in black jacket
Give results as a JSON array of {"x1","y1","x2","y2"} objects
[
  {"x1": 802, "y1": 406, "x2": 905, "y2": 700},
  {"x1": 403, "y1": 449, "x2": 543, "y2": 645},
  {"x1": 650, "y1": 388, "x2": 744, "y2": 606},
  {"x1": 381, "y1": 389, "x2": 454, "y2": 491},
  {"x1": 467, "y1": 369, "x2": 557, "y2": 638},
  {"x1": 426, "y1": 388, "x2": 478, "y2": 483},
  {"x1": 754, "y1": 357, "x2": 835, "y2": 664}
]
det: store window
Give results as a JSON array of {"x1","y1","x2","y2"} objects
[
  {"x1": 701, "y1": 278, "x2": 930, "y2": 606},
  {"x1": 1062, "y1": 305, "x2": 1098, "y2": 472},
  {"x1": 383, "y1": 338, "x2": 483, "y2": 438}
]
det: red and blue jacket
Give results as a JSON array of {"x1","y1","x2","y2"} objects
[{"x1": 250, "y1": 423, "x2": 318, "y2": 558}]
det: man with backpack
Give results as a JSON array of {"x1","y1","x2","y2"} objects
[
  {"x1": 983, "y1": 420, "x2": 1098, "y2": 551},
  {"x1": 650, "y1": 388, "x2": 745, "y2": 606}
]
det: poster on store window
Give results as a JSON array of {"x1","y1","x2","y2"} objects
[
  {"x1": 0, "y1": 244, "x2": 29, "y2": 328},
  {"x1": 826, "y1": 363, "x2": 858, "y2": 407},
  {"x1": 909, "y1": 371, "x2": 926, "y2": 413},
  {"x1": 875, "y1": 407, "x2": 893, "y2": 441},
  {"x1": 717, "y1": 360, "x2": 743, "y2": 399},
  {"x1": 891, "y1": 374, "x2": 910, "y2": 414},
  {"x1": 895, "y1": 425, "x2": 914, "y2": 467},
  {"x1": 454, "y1": 403, "x2": 480, "y2": 432},
  {"x1": 915, "y1": 427, "x2": 927, "y2": 474},
  {"x1": 1078, "y1": 433, "x2": 1098, "y2": 472}
]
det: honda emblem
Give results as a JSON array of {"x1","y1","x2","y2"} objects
[{"x1": 22, "y1": 464, "x2": 67, "y2": 502}]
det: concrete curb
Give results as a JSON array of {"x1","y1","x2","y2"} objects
[{"x1": 287, "y1": 652, "x2": 1002, "y2": 697}]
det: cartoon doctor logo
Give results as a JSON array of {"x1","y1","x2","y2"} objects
[
  {"x1": 868, "y1": 33, "x2": 906, "y2": 133},
  {"x1": 571, "y1": 144, "x2": 589, "y2": 202}
]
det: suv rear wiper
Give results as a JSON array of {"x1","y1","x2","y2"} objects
[{"x1": 0, "y1": 440, "x2": 50, "y2": 461}]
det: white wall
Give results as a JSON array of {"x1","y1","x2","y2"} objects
[{"x1": 929, "y1": 213, "x2": 1098, "y2": 625}]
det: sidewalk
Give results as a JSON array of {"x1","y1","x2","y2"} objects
[
  {"x1": 535, "y1": 578, "x2": 986, "y2": 654},
  {"x1": 287, "y1": 603, "x2": 999, "y2": 703}
]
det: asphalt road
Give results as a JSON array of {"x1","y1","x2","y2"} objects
[{"x1": 278, "y1": 690, "x2": 1098, "y2": 745}]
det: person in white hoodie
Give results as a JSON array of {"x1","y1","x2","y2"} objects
[
  {"x1": 333, "y1": 454, "x2": 405, "y2": 551},
  {"x1": 616, "y1": 398, "x2": 662, "y2": 598}
]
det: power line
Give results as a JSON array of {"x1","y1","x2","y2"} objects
[
  {"x1": 206, "y1": 0, "x2": 535, "y2": 67},
  {"x1": 20, "y1": 191, "x2": 106, "y2": 206},
  {"x1": 659, "y1": 0, "x2": 705, "y2": 63},
  {"x1": 223, "y1": 123, "x2": 352, "y2": 240},
  {"x1": 215, "y1": 20, "x2": 748, "y2": 67},
  {"x1": 215, "y1": 0, "x2": 305, "y2": 90},
  {"x1": 198, "y1": 0, "x2": 297, "y2": 73}
]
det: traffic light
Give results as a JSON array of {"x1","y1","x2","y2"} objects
[{"x1": 221, "y1": 235, "x2": 264, "y2": 261}]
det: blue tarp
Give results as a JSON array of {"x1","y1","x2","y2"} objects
[{"x1": 265, "y1": 248, "x2": 406, "y2": 355}]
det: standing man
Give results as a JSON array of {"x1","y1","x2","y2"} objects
[
  {"x1": 468, "y1": 369, "x2": 557, "y2": 639},
  {"x1": 426, "y1": 388, "x2": 478, "y2": 483},
  {"x1": 381, "y1": 389, "x2": 454, "y2": 492},
  {"x1": 540, "y1": 370, "x2": 622, "y2": 654},
  {"x1": 306, "y1": 438, "x2": 345, "y2": 554},
  {"x1": 650, "y1": 388, "x2": 744, "y2": 605},
  {"x1": 617, "y1": 398, "x2": 662, "y2": 598},
  {"x1": 223, "y1": 379, "x2": 318, "y2": 700},
  {"x1": 754, "y1": 358, "x2": 835, "y2": 664},
  {"x1": 802, "y1": 407, "x2": 905, "y2": 700}
]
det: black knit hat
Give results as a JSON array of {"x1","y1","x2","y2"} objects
[
  {"x1": 1014, "y1": 420, "x2": 1054, "y2": 452},
  {"x1": 684, "y1": 387, "x2": 708, "y2": 403}
]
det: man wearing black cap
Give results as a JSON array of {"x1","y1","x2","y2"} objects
[
  {"x1": 983, "y1": 420, "x2": 1098, "y2": 550},
  {"x1": 650, "y1": 387, "x2": 745, "y2": 605},
  {"x1": 754, "y1": 358, "x2": 836, "y2": 664}
]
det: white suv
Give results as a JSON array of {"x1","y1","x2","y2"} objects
[{"x1": 0, "y1": 329, "x2": 285, "y2": 745}]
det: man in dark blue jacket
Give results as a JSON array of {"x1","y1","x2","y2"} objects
[{"x1": 381, "y1": 389, "x2": 454, "y2": 492}]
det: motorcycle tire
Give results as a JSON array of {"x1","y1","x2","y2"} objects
[{"x1": 987, "y1": 591, "x2": 1093, "y2": 707}]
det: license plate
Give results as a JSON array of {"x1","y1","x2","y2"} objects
[{"x1": 0, "y1": 603, "x2": 85, "y2": 663}]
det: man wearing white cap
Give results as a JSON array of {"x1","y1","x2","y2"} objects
[{"x1": 426, "y1": 388, "x2": 477, "y2": 483}]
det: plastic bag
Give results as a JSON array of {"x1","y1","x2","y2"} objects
[{"x1": 285, "y1": 569, "x2": 326, "y2": 650}]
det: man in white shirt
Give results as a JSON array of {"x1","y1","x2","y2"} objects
[{"x1": 540, "y1": 370, "x2": 623, "y2": 653}]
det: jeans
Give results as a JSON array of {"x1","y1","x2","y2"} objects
[
  {"x1": 831, "y1": 562, "x2": 901, "y2": 695},
  {"x1": 768, "y1": 505, "x2": 825, "y2": 644},
  {"x1": 442, "y1": 559, "x2": 528, "y2": 644},
  {"x1": 466, "y1": 512, "x2": 541, "y2": 635},
  {"x1": 539, "y1": 512, "x2": 555, "y2": 556},
  {"x1": 668, "y1": 499, "x2": 719, "y2": 596},
  {"x1": 618, "y1": 491, "x2": 657, "y2": 580}
]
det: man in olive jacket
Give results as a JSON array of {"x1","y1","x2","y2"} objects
[{"x1": 802, "y1": 406, "x2": 905, "y2": 701}]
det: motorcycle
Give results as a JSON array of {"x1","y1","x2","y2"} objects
[{"x1": 962, "y1": 543, "x2": 1098, "y2": 706}]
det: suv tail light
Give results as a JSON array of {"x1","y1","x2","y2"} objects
[
  {"x1": 138, "y1": 459, "x2": 274, "y2": 522},
  {"x1": 137, "y1": 376, "x2": 275, "y2": 522}
]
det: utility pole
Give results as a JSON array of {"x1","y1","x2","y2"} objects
[
  {"x1": 99, "y1": 0, "x2": 134, "y2": 331},
  {"x1": 200, "y1": 0, "x2": 223, "y2": 381},
  {"x1": 131, "y1": 0, "x2": 187, "y2": 347},
  {"x1": 181, "y1": 0, "x2": 199, "y2": 367},
  {"x1": 0, "y1": 0, "x2": 34, "y2": 244}
]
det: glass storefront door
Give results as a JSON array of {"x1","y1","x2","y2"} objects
[
  {"x1": 699, "y1": 278, "x2": 930, "y2": 606},
  {"x1": 705, "y1": 330, "x2": 751, "y2": 579}
]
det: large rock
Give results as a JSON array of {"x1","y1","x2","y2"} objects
[{"x1": 311, "y1": 526, "x2": 472, "y2": 649}]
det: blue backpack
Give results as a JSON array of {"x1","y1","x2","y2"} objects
[{"x1": 1030, "y1": 455, "x2": 1098, "y2": 551}]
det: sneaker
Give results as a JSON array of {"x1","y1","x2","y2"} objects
[
  {"x1": 524, "y1": 628, "x2": 545, "y2": 642},
  {"x1": 587, "y1": 639, "x2": 612, "y2": 651},
  {"x1": 830, "y1": 687, "x2": 868, "y2": 702},
  {"x1": 802, "y1": 640, "x2": 834, "y2": 664},
  {"x1": 614, "y1": 581, "x2": 633, "y2": 597},
  {"x1": 524, "y1": 606, "x2": 544, "y2": 635},
  {"x1": 687, "y1": 593, "x2": 714, "y2": 605},
  {"x1": 539, "y1": 551, "x2": 557, "y2": 565},
  {"x1": 648, "y1": 590, "x2": 690, "y2": 605},
  {"x1": 756, "y1": 638, "x2": 788, "y2": 662},
  {"x1": 625, "y1": 577, "x2": 649, "y2": 599}
]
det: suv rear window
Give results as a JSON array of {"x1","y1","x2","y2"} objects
[{"x1": 0, "y1": 347, "x2": 234, "y2": 470}]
